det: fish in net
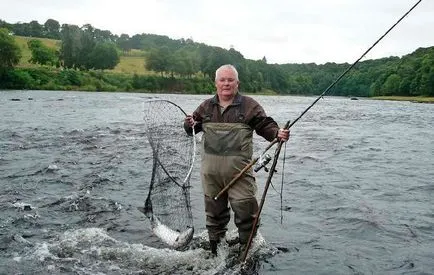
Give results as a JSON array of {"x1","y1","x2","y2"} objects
[{"x1": 139, "y1": 99, "x2": 196, "y2": 249}]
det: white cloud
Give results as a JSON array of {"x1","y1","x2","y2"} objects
[{"x1": 1, "y1": 0, "x2": 432, "y2": 64}]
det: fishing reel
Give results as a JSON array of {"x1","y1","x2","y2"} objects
[{"x1": 254, "y1": 154, "x2": 272, "y2": 173}]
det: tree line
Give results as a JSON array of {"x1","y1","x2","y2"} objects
[{"x1": 0, "y1": 18, "x2": 433, "y2": 96}]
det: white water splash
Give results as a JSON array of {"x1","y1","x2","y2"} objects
[{"x1": 21, "y1": 227, "x2": 273, "y2": 274}]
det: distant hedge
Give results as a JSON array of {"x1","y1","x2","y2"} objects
[{"x1": 0, "y1": 67, "x2": 215, "y2": 93}]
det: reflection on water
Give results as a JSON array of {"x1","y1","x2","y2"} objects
[{"x1": 0, "y1": 90, "x2": 433, "y2": 274}]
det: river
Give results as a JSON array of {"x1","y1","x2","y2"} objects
[{"x1": 0, "y1": 90, "x2": 433, "y2": 274}]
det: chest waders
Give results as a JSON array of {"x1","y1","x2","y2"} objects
[{"x1": 201, "y1": 122, "x2": 260, "y2": 244}]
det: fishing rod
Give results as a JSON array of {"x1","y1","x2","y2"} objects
[
  {"x1": 240, "y1": 0, "x2": 423, "y2": 264},
  {"x1": 214, "y1": 0, "x2": 423, "y2": 201}
]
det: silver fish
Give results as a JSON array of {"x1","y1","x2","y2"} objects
[{"x1": 138, "y1": 207, "x2": 194, "y2": 249}]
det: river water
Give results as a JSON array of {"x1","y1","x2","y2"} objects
[{"x1": 0, "y1": 90, "x2": 433, "y2": 275}]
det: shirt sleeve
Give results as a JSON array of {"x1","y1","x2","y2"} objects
[
  {"x1": 247, "y1": 100, "x2": 279, "y2": 142},
  {"x1": 183, "y1": 106, "x2": 204, "y2": 136}
]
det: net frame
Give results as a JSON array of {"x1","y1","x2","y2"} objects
[{"x1": 142, "y1": 99, "x2": 196, "y2": 236}]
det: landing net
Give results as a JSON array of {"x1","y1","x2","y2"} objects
[{"x1": 142, "y1": 99, "x2": 196, "y2": 244}]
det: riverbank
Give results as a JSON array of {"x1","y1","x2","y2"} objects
[{"x1": 372, "y1": 96, "x2": 434, "y2": 103}]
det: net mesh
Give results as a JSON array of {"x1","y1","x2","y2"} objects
[{"x1": 142, "y1": 99, "x2": 195, "y2": 234}]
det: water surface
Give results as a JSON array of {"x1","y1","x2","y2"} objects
[{"x1": 1, "y1": 90, "x2": 433, "y2": 274}]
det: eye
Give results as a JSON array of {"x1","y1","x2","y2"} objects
[{"x1": 219, "y1": 78, "x2": 235, "y2": 83}]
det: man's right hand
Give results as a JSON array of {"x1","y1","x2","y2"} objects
[{"x1": 185, "y1": 115, "x2": 195, "y2": 127}]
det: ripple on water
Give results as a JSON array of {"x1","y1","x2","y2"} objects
[{"x1": 1, "y1": 92, "x2": 433, "y2": 274}]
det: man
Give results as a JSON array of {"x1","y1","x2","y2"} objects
[{"x1": 184, "y1": 64, "x2": 289, "y2": 257}]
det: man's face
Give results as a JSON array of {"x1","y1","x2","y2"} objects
[{"x1": 215, "y1": 68, "x2": 239, "y2": 99}]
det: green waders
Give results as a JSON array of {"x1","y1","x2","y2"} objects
[{"x1": 201, "y1": 122, "x2": 259, "y2": 250}]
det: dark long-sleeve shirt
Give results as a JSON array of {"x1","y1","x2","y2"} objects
[{"x1": 184, "y1": 93, "x2": 279, "y2": 142}]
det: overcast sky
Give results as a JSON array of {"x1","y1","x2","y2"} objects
[{"x1": 1, "y1": 0, "x2": 432, "y2": 64}]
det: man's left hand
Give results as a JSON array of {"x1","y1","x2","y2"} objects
[{"x1": 277, "y1": 129, "x2": 290, "y2": 142}]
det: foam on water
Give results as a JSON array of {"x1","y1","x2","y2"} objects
[{"x1": 17, "y1": 228, "x2": 273, "y2": 274}]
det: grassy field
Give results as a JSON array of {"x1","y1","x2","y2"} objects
[
  {"x1": 15, "y1": 36, "x2": 61, "y2": 67},
  {"x1": 110, "y1": 54, "x2": 151, "y2": 75},
  {"x1": 111, "y1": 49, "x2": 154, "y2": 75},
  {"x1": 372, "y1": 96, "x2": 434, "y2": 103},
  {"x1": 14, "y1": 36, "x2": 152, "y2": 75}
]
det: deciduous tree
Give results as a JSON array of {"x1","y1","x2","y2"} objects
[
  {"x1": 88, "y1": 42, "x2": 120, "y2": 70},
  {"x1": 0, "y1": 28, "x2": 22, "y2": 69},
  {"x1": 27, "y1": 39, "x2": 58, "y2": 66},
  {"x1": 44, "y1": 19, "x2": 60, "y2": 39}
]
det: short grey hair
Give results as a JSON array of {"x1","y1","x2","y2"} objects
[{"x1": 215, "y1": 64, "x2": 239, "y2": 81}]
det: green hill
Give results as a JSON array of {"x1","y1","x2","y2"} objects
[
  {"x1": 8, "y1": 34, "x2": 433, "y2": 99},
  {"x1": 14, "y1": 36, "x2": 153, "y2": 75},
  {"x1": 15, "y1": 36, "x2": 60, "y2": 67}
]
